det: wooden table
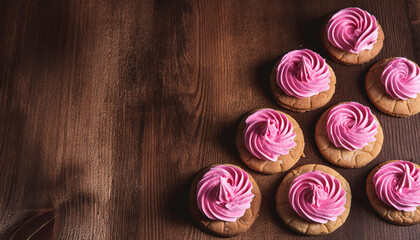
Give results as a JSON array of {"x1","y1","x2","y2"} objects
[{"x1": 1, "y1": 0, "x2": 419, "y2": 239}]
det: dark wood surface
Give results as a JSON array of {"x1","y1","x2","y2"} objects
[{"x1": 0, "y1": 0, "x2": 419, "y2": 239}]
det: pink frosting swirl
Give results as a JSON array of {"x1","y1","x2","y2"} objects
[
  {"x1": 381, "y1": 57, "x2": 420, "y2": 100},
  {"x1": 326, "y1": 102, "x2": 378, "y2": 151},
  {"x1": 327, "y1": 7, "x2": 379, "y2": 54},
  {"x1": 276, "y1": 49, "x2": 331, "y2": 98},
  {"x1": 244, "y1": 109, "x2": 296, "y2": 161},
  {"x1": 373, "y1": 161, "x2": 420, "y2": 211},
  {"x1": 289, "y1": 171, "x2": 346, "y2": 223},
  {"x1": 197, "y1": 165, "x2": 254, "y2": 222}
]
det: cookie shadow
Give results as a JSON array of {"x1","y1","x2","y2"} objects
[
  {"x1": 166, "y1": 172, "x2": 197, "y2": 226},
  {"x1": 214, "y1": 111, "x2": 267, "y2": 174},
  {"x1": 296, "y1": 15, "x2": 327, "y2": 56},
  {"x1": 358, "y1": 63, "x2": 375, "y2": 106},
  {"x1": 215, "y1": 115, "x2": 243, "y2": 164},
  {"x1": 270, "y1": 175, "x2": 302, "y2": 236},
  {"x1": 362, "y1": 171, "x2": 375, "y2": 211},
  {"x1": 311, "y1": 109, "x2": 329, "y2": 163},
  {"x1": 255, "y1": 58, "x2": 279, "y2": 105}
]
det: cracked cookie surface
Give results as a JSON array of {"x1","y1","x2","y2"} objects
[
  {"x1": 236, "y1": 109, "x2": 305, "y2": 174},
  {"x1": 315, "y1": 103, "x2": 383, "y2": 168},
  {"x1": 189, "y1": 164, "x2": 262, "y2": 237},
  {"x1": 366, "y1": 160, "x2": 420, "y2": 225},
  {"x1": 366, "y1": 58, "x2": 420, "y2": 117},
  {"x1": 276, "y1": 164, "x2": 352, "y2": 235}
]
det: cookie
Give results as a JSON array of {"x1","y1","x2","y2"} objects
[
  {"x1": 236, "y1": 108, "x2": 305, "y2": 174},
  {"x1": 189, "y1": 164, "x2": 262, "y2": 237},
  {"x1": 366, "y1": 160, "x2": 420, "y2": 225},
  {"x1": 276, "y1": 164, "x2": 352, "y2": 235},
  {"x1": 315, "y1": 102, "x2": 383, "y2": 168},
  {"x1": 321, "y1": 7, "x2": 384, "y2": 65},
  {"x1": 270, "y1": 49, "x2": 336, "y2": 112},
  {"x1": 366, "y1": 58, "x2": 420, "y2": 117}
]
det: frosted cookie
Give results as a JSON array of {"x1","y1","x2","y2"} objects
[
  {"x1": 276, "y1": 164, "x2": 351, "y2": 235},
  {"x1": 189, "y1": 164, "x2": 262, "y2": 237},
  {"x1": 366, "y1": 160, "x2": 420, "y2": 225},
  {"x1": 366, "y1": 57, "x2": 420, "y2": 117},
  {"x1": 270, "y1": 49, "x2": 336, "y2": 112},
  {"x1": 321, "y1": 7, "x2": 384, "y2": 65},
  {"x1": 236, "y1": 108, "x2": 305, "y2": 174},
  {"x1": 315, "y1": 102, "x2": 383, "y2": 168}
]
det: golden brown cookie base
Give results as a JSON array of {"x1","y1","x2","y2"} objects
[
  {"x1": 315, "y1": 103, "x2": 383, "y2": 168},
  {"x1": 321, "y1": 16, "x2": 384, "y2": 65},
  {"x1": 276, "y1": 164, "x2": 352, "y2": 235},
  {"x1": 235, "y1": 109, "x2": 305, "y2": 174},
  {"x1": 366, "y1": 160, "x2": 420, "y2": 225},
  {"x1": 189, "y1": 164, "x2": 262, "y2": 237},
  {"x1": 270, "y1": 61, "x2": 336, "y2": 112},
  {"x1": 366, "y1": 58, "x2": 420, "y2": 117}
]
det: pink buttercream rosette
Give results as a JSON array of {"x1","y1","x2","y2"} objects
[
  {"x1": 381, "y1": 57, "x2": 420, "y2": 100},
  {"x1": 244, "y1": 109, "x2": 296, "y2": 161},
  {"x1": 196, "y1": 165, "x2": 254, "y2": 222},
  {"x1": 276, "y1": 49, "x2": 331, "y2": 99},
  {"x1": 373, "y1": 161, "x2": 420, "y2": 212},
  {"x1": 326, "y1": 102, "x2": 378, "y2": 151},
  {"x1": 327, "y1": 7, "x2": 379, "y2": 54},
  {"x1": 288, "y1": 170, "x2": 346, "y2": 223}
]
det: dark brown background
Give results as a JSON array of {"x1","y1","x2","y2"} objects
[{"x1": 0, "y1": 0, "x2": 419, "y2": 239}]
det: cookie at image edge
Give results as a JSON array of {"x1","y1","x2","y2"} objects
[
  {"x1": 365, "y1": 58, "x2": 420, "y2": 117},
  {"x1": 366, "y1": 160, "x2": 420, "y2": 225}
]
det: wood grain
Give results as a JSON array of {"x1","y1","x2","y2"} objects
[{"x1": 0, "y1": 0, "x2": 419, "y2": 239}]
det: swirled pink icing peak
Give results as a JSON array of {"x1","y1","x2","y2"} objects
[
  {"x1": 289, "y1": 170, "x2": 346, "y2": 223},
  {"x1": 244, "y1": 109, "x2": 296, "y2": 161},
  {"x1": 276, "y1": 49, "x2": 331, "y2": 98},
  {"x1": 197, "y1": 165, "x2": 254, "y2": 222},
  {"x1": 373, "y1": 161, "x2": 420, "y2": 212},
  {"x1": 381, "y1": 57, "x2": 420, "y2": 100},
  {"x1": 327, "y1": 7, "x2": 379, "y2": 54},
  {"x1": 327, "y1": 102, "x2": 378, "y2": 151}
]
